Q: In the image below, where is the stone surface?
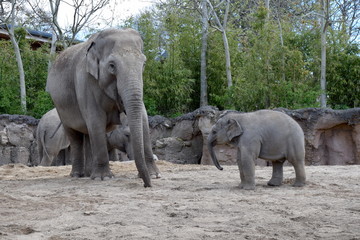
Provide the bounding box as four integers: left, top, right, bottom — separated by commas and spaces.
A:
275, 108, 360, 165
155, 137, 202, 164
0, 115, 38, 165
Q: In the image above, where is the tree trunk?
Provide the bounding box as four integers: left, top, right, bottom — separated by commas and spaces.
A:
222, 30, 232, 88
9, 32, 26, 113
320, 0, 328, 108
48, 27, 57, 72
320, 23, 327, 108
277, 14, 286, 82
8, 4, 26, 113
222, 0, 232, 88
200, 0, 208, 106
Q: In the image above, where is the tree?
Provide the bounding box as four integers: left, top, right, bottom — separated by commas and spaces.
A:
123, 5, 198, 116
327, 44, 360, 108
200, 0, 209, 106
319, 0, 330, 108
0, 0, 27, 113
331, 0, 360, 44
27, 0, 110, 49
48, 0, 60, 69
207, 0, 232, 88
0, 32, 52, 117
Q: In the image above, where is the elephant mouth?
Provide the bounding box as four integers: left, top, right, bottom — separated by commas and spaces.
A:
115, 93, 126, 114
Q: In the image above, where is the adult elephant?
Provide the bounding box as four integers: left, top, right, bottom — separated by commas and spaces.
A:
46, 28, 160, 187
36, 108, 70, 166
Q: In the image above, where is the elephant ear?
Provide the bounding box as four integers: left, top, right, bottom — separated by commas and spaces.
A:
86, 42, 99, 80
226, 119, 243, 141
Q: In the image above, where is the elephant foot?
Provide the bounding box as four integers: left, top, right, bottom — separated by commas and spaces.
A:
70, 171, 85, 178
151, 172, 161, 179
84, 170, 92, 178
137, 172, 161, 179
91, 165, 114, 180
240, 182, 255, 190
146, 161, 161, 179
293, 181, 306, 187
267, 177, 283, 186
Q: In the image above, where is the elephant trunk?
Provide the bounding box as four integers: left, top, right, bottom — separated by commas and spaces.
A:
208, 136, 223, 171
120, 79, 151, 187
125, 138, 134, 160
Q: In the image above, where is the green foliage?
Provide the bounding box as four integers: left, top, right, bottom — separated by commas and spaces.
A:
14, 27, 27, 48
0, 40, 53, 118
209, 6, 320, 112
327, 43, 360, 108
124, 5, 199, 117
0, 40, 22, 114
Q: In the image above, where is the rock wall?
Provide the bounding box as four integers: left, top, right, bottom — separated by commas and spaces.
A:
276, 108, 360, 165
149, 107, 360, 166
0, 114, 39, 166
1, 107, 359, 166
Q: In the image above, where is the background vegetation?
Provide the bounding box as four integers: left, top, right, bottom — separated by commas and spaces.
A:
0, 0, 359, 118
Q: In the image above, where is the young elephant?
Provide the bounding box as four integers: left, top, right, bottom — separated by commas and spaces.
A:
207, 110, 306, 190
36, 108, 70, 166
107, 123, 134, 161
106, 113, 134, 159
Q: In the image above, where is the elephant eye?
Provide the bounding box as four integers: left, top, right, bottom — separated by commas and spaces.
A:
142, 63, 146, 72
108, 62, 116, 74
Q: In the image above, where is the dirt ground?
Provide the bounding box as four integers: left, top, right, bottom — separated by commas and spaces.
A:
0, 161, 359, 240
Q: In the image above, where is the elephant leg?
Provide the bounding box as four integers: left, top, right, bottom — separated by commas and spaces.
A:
84, 135, 93, 177
237, 147, 256, 190
88, 130, 113, 180
142, 111, 161, 178
65, 128, 85, 178
267, 160, 284, 186
289, 157, 306, 187
39, 148, 52, 166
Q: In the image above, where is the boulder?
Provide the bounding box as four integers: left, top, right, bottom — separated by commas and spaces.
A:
154, 136, 202, 164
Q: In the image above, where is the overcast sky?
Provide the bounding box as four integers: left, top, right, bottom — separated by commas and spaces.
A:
58, 0, 157, 28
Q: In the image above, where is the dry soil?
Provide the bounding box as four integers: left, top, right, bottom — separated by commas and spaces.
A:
0, 161, 359, 240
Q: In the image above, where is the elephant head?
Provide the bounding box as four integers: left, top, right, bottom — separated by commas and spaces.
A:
107, 114, 134, 160
85, 29, 152, 186
207, 115, 243, 170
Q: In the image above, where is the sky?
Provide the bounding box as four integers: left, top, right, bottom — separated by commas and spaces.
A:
58, 0, 157, 28
114, 0, 156, 20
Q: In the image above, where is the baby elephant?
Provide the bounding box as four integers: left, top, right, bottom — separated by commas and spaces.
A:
207, 110, 306, 190
36, 108, 70, 166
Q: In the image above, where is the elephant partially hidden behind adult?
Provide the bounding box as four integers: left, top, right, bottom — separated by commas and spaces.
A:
107, 113, 133, 161
46, 28, 160, 187
36, 108, 70, 166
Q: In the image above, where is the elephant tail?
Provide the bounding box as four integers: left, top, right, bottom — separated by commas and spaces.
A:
50, 122, 62, 139
41, 130, 52, 163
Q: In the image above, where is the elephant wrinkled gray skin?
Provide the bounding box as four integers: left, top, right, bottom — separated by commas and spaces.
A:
208, 110, 306, 190
36, 108, 70, 166
46, 28, 160, 187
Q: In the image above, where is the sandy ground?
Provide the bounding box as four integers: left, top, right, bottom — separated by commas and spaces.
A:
0, 161, 359, 240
